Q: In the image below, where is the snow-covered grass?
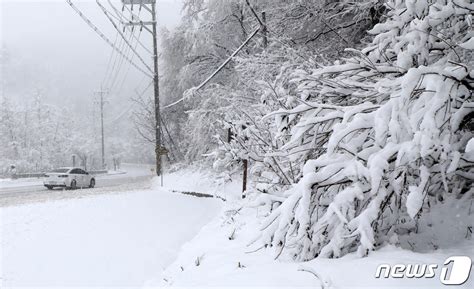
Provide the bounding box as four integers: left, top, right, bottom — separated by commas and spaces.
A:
158, 197, 474, 289
154, 171, 474, 289
0, 184, 221, 287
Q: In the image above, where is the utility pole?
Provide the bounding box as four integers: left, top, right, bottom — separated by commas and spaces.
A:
262, 11, 267, 49
151, 0, 162, 179
121, 0, 162, 183
95, 89, 108, 169
242, 159, 248, 198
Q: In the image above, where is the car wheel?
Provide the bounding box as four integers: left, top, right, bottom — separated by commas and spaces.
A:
70, 179, 77, 190
89, 178, 95, 188
45, 185, 53, 190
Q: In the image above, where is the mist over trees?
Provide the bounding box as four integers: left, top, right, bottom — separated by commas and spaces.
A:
0, 44, 155, 175
0, 95, 155, 174
0, 88, 154, 175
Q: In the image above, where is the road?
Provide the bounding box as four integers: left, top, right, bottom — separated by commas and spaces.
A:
1, 170, 222, 287
0, 164, 155, 207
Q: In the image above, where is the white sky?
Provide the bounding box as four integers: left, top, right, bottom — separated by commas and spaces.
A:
1, 0, 183, 111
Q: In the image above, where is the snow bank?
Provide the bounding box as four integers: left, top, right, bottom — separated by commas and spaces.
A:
157, 202, 319, 288
159, 199, 474, 288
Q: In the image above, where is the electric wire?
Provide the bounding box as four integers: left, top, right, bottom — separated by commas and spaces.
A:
107, 28, 134, 92
115, 28, 143, 95
96, 0, 153, 74
102, 30, 127, 91
113, 3, 147, 95
106, 0, 153, 54
101, 31, 120, 89
65, 0, 152, 78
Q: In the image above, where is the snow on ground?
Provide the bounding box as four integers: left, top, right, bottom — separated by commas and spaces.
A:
156, 203, 319, 288
159, 166, 242, 201
157, 196, 474, 288
99, 163, 155, 179
0, 177, 44, 189
1, 167, 472, 288
0, 173, 222, 288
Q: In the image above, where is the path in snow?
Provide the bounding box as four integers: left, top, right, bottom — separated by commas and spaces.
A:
0, 188, 222, 287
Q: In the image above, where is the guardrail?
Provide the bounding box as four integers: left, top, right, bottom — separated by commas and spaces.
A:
4, 170, 109, 179
13, 173, 46, 179
90, 170, 108, 175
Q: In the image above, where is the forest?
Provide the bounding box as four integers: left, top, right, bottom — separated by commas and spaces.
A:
1, 0, 473, 261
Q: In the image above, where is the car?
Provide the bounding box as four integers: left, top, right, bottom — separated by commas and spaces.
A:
43, 167, 95, 190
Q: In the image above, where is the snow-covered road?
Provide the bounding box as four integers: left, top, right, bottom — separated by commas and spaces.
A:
0, 183, 222, 287
0, 164, 155, 207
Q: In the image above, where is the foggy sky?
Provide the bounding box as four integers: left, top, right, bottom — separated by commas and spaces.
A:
1, 0, 183, 113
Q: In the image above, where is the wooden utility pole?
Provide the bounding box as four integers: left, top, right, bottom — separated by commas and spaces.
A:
100, 92, 106, 169
242, 159, 248, 198
121, 0, 163, 183
151, 0, 162, 179
226, 127, 247, 197
94, 89, 108, 169
262, 12, 267, 48
227, 128, 233, 143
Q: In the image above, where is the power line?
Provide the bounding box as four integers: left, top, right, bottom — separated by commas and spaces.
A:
65, 0, 153, 78
107, 28, 133, 91
101, 31, 119, 89
98, 5, 144, 93
105, 105, 132, 125
115, 28, 143, 94
110, 3, 150, 87
96, 0, 153, 75
164, 27, 261, 109
106, 80, 153, 126
100, 27, 128, 90
106, 1, 146, 95
104, 12, 138, 93
106, 0, 153, 54
107, 0, 126, 21
100, 0, 130, 91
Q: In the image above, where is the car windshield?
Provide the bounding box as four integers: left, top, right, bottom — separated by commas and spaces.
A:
51, 168, 69, 173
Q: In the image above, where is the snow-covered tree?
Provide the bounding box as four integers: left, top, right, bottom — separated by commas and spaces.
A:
0, 95, 101, 174
256, 0, 474, 260
158, 0, 383, 164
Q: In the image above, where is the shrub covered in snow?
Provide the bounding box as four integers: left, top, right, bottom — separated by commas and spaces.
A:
256, 0, 474, 260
